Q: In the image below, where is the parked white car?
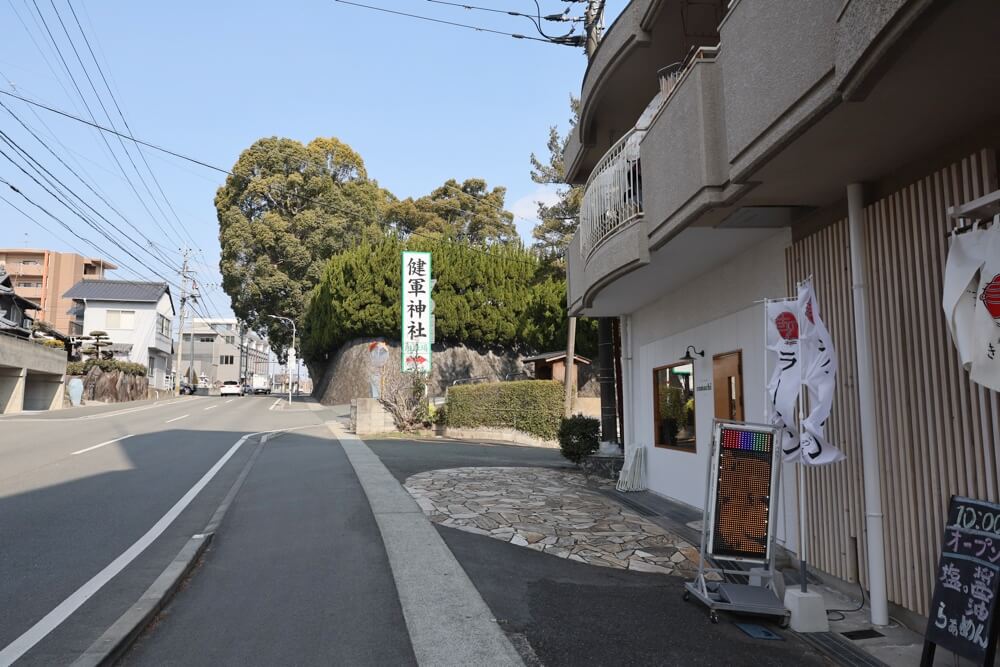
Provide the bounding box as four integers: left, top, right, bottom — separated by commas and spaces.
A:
219, 380, 243, 397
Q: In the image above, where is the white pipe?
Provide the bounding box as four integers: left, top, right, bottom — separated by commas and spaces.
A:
621, 315, 632, 447
847, 182, 889, 627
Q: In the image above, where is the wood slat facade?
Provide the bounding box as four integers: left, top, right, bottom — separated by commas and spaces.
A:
786, 149, 1000, 616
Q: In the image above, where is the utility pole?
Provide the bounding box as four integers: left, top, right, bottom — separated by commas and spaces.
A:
584, 0, 605, 58
173, 249, 192, 395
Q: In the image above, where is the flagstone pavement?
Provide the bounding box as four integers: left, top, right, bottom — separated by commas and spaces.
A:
404, 466, 703, 576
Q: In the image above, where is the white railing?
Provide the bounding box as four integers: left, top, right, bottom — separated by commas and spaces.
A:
580, 129, 643, 256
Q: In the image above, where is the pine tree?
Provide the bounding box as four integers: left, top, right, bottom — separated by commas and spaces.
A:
529, 98, 582, 269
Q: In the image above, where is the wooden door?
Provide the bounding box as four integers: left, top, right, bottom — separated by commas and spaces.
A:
713, 351, 744, 421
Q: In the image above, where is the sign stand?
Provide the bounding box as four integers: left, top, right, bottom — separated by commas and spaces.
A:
920, 495, 1000, 666
683, 420, 789, 626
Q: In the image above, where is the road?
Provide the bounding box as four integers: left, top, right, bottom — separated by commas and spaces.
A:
0, 395, 323, 665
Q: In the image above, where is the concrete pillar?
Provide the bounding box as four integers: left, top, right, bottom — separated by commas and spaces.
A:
0, 367, 26, 414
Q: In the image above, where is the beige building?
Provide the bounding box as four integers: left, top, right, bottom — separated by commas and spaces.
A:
565, 0, 999, 631
0, 249, 116, 335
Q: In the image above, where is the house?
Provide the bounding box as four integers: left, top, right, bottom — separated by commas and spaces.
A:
0, 273, 66, 413
0, 272, 39, 338
64, 280, 174, 390
179, 318, 270, 386
0, 249, 115, 335
564, 0, 1000, 629
522, 351, 591, 388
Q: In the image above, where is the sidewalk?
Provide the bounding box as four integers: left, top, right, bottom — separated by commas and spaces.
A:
365, 436, 832, 666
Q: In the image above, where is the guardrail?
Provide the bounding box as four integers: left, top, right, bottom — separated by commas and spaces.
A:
580, 128, 643, 256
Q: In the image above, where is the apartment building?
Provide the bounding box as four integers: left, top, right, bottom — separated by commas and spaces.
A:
181, 318, 270, 387
565, 0, 999, 628
0, 249, 116, 335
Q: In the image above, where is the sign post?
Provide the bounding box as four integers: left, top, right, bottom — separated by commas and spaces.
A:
401, 251, 432, 374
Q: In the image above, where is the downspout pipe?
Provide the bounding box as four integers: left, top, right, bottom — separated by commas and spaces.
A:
847, 182, 889, 627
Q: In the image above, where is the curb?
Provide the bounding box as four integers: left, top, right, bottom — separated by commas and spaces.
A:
70, 432, 270, 667
69, 533, 214, 667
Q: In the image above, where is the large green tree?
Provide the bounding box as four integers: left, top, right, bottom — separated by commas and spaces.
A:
384, 178, 518, 246
216, 136, 388, 355
529, 98, 582, 268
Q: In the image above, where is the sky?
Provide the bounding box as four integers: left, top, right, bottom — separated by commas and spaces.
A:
0, 0, 626, 321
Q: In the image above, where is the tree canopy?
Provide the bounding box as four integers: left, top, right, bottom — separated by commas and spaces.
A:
215, 136, 388, 356
384, 178, 518, 246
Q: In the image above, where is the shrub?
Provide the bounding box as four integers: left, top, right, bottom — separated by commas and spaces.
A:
380, 371, 430, 430
38, 339, 66, 349
558, 415, 600, 465
66, 358, 148, 377
445, 380, 562, 440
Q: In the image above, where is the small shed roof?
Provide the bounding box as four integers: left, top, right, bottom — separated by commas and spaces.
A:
522, 351, 592, 365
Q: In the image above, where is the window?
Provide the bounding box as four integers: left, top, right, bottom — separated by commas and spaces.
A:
220, 355, 234, 365
16, 281, 41, 288
713, 351, 744, 421
157, 313, 171, 337
105, 309, 135, 329
653, 361, 696, 450
225, 336, 235, 345
199, 336, 214, 343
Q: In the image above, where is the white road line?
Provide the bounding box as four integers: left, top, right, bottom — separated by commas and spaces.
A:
225, 399, 235, 404
268, 398, 282, 411
0, 433, 254, 665
71, 435, 135, 456
203, 405, 218, 411
165, 414, 189, 424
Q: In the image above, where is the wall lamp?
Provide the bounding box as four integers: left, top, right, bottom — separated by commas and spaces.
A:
680, 345, 705, 363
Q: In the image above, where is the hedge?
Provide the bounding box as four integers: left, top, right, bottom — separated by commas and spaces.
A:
445, 380, 563, 440
67, 358, 148, 377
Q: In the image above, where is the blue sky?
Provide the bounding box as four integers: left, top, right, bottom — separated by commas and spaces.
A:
0, 0, 625, 318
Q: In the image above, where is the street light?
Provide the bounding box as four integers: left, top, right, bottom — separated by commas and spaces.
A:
268, 315, 297, 404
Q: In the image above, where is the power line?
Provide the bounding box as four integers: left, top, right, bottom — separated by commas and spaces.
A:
0, 98, 178, 267
0, 88, 543, 266
45, 0, 187, 249
64, 0, 201, 252
332, 0, 564, 44
0, 143, 180, 275
27, 0, 181, 248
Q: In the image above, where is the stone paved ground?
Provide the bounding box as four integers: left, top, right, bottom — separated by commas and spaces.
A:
405, 466, 702, 576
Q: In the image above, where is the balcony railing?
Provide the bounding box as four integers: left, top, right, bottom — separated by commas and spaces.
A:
580, 129, 643, 256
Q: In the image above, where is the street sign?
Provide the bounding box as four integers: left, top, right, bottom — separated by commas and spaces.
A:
401, 251, 432, 373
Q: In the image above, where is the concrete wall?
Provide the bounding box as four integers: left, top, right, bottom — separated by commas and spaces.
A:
624, 230, 798, 550
23, 371, 63, 410
718, 0, 838, 179
0, 335, 66, 413
642, 57, 731, 243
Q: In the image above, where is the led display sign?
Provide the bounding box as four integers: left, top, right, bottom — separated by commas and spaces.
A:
707, 422, 779, 563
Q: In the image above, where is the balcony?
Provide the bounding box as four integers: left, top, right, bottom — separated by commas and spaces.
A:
580, 130, 644, 257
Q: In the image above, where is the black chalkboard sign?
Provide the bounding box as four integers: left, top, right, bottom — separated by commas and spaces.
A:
921, 496, 1000, 666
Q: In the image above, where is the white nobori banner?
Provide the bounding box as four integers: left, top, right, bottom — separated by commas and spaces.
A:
765, 280, 845, 465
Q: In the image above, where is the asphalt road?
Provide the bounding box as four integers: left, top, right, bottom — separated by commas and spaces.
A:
0, 394, 322, 665
124, 429, 416, 666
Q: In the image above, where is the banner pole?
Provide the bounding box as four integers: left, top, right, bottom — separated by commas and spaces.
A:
796, 281, 808, 594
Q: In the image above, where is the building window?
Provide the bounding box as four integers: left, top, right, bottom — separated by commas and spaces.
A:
713, 351, 744, 421
653, 361, 696, 450
225, 336, 235, 345
199, 336, 214, 343
157, 313, 171, 337
16, 281, 41, 288
105, 309, 135, 329
220, 355, 234, 365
